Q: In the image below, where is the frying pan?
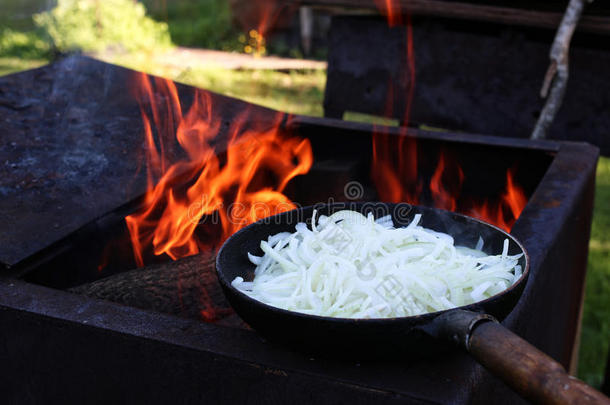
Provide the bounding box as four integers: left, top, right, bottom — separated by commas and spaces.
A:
216, 202, 609, 404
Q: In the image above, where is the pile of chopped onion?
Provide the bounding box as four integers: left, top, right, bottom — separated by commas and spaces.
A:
231, 209, 523, 319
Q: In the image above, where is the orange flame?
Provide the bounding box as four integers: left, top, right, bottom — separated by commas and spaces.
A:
374, 0, 405, 27
126, 73, 312, 267
371, 0, 419, 203
126, 0, 527, 271
370, 0, 527, 232
466, 168, 528, 232
429, 150, 464, 212
503, 167, 528, 220
249, 0, 285, 55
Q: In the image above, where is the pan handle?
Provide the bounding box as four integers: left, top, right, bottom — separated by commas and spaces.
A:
436, 310, 610, 405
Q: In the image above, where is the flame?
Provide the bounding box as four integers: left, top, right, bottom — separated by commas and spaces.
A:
124, 0, 527, 269
466, 168, 528, 232
371, 0, 419, 203
428, 151, 527, 231
374, 0, 405, 26
245, 0, 285, 56
503, 167, 528, 220
126, 73, 312, 268
429, 150, 464, 212
370, 0, 527, 232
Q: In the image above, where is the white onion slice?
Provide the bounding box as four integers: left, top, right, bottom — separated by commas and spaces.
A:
232, 210, 523, 319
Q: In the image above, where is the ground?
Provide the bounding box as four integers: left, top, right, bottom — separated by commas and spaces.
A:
0, 57, 46, 77
96, 50, 327, 117
580, 157, 610, 387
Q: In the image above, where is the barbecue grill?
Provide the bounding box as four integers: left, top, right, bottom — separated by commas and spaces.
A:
0, 55, 599, 404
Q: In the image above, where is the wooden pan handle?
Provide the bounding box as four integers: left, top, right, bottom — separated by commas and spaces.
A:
468, 321, 610, 405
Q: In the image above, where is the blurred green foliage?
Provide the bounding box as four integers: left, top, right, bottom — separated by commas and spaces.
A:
0, 0, 171, 60
0, 0, 52, 60
0, 57, 46, 77
579, 156, 610, 388
103, 51, 325, 117
0, 28, 50, 59
177, 67, 325, 117
142, 0, 241, 51
0, 0, 51, 32
33, 0, 171, 53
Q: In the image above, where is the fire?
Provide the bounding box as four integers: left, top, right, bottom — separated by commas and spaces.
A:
370, 0, 527, 232
503, 167, 528, 219
125, 0, 527, 271
126, 73, 312, 267
374, 0, 406, 27
466, 168, 528, 232
245, 0, 284, 56
371, 0, 419, 204
429, 150, 464, 212
427, 150, 527, 231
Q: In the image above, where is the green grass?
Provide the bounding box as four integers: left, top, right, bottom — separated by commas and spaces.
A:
0, 56, 47, 77
0, 0, 53, 32
0, 55, 608, 388
177, 67, 326, 117
100, 52, 326, 117
141, 0, 241, 51
579, 156, 610, 387
343, 111, 399, 126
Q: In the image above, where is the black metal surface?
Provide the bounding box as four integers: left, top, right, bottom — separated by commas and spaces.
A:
0, 56, 145, 268
0, 132, 597, 405
0, 56, 284, 269
324, 16, 411, 122
215, 202, 528, 357
0, 58, 598, 404
0, 278, 471, 405
324, 15, 610, 155
290, 115, 599, 373
430, 309, 498, 351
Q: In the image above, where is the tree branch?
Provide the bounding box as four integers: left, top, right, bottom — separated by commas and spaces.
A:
531, 0, 591, 140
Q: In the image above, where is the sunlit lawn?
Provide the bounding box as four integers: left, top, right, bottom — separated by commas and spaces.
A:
97, 51, 326, 117
0, 57, 46, 77
580, 156, 610, 387
0, 55, 608, 388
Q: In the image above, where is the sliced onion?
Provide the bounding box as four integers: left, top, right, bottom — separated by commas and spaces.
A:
233, 210, 523, 319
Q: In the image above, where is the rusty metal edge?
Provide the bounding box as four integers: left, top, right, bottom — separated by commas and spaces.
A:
0, 277, 440, 404
0, 125, 598, 403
